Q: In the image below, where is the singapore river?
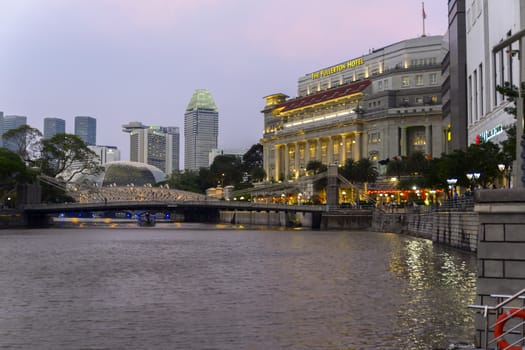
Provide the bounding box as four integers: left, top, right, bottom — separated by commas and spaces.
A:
0, 223, 477, 350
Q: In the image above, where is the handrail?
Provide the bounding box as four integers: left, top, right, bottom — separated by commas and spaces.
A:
468, 288, 525, 349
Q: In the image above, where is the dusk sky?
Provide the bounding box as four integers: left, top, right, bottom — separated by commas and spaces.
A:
1, 0, 448, 167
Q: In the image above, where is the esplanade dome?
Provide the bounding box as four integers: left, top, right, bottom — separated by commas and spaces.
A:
75, 161, 166, 187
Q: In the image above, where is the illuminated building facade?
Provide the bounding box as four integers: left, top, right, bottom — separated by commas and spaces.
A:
122, 122, 180, 174
261, 35, 447, 182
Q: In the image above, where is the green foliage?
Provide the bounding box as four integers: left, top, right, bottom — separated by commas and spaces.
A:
339, 158, 378, 183
39, 133, 101, 182
496, 82, 519, 116
210, 155, 243, 186
306, 160, 327, 175
164, 170, 203, 193
242, 144, 265, 182
2, 125, 42, 162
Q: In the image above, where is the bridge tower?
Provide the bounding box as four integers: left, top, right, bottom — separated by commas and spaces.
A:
326, 164, 339, 207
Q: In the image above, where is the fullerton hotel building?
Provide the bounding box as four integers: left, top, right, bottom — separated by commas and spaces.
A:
261, 35, 447, 182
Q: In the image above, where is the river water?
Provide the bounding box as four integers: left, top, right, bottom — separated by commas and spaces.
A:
0, 223, 477, 350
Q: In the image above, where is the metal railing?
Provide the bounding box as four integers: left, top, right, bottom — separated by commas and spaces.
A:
469, 288, 525, 349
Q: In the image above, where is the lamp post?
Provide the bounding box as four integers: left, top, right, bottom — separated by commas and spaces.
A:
447, 178, 458, 200
498, 164, 511, 188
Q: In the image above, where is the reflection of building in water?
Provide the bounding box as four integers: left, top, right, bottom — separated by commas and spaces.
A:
261, 35, 446, 182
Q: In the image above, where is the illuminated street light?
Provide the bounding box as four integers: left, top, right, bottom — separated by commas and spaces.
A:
447, 178, 458, 199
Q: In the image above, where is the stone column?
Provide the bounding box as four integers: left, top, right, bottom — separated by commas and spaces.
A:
328, 137, 334, 165
304, 141, 310, 167
425, 125, 432, 157
400, 127, 408, 157
474, 189, 525, 346
284, 144, 290, 180
341, 134, 347, 165
294, 142, 299, 178
274, 145, 280, 181
316, 138, 321, 161
263, 144, 270, 181
352, 133, 361, 160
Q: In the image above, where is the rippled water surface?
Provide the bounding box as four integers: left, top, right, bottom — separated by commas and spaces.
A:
0, 224, 477, 349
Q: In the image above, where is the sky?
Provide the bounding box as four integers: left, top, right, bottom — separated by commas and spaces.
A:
1, 0, 449, 168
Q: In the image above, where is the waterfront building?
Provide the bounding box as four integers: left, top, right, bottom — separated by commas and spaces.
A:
74, 116, 96, 146
184, 89, 218, 171
261, 35, 447, 182
0, 114, 27, 150
465, 0, 523, 146
88, 145, 121, 165
43, 117, 66, 139
122, 122, 180, 174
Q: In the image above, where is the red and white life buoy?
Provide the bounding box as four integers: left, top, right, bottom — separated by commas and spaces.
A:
494, 308, 525, 350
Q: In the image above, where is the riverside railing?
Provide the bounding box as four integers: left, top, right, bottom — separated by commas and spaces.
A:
469, 288, 525, 350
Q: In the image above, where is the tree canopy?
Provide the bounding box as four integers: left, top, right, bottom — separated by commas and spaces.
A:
38, 133, 101, 182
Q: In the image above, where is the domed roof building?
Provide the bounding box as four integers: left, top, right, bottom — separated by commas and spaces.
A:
75, 161, 166, 187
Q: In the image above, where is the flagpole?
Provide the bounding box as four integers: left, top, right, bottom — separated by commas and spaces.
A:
422, 2, 426, 37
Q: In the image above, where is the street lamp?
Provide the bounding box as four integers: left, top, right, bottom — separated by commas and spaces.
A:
498, 164, 511, 188
447, 178, 458, 199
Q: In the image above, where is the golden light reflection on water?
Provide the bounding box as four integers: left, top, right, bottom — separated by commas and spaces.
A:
386, 235, 477, 348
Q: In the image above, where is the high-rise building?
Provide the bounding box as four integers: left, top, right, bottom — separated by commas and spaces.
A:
122, 122, 180, 174
74, 116, 96, 145
88, 145, 121, 165
43, 117, 66, 139
1, 114, 27, 151
184, 89, 219, 171
443, 0, 468, 153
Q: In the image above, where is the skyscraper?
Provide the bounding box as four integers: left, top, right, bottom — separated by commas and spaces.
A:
184, 89, 218, 171
122, 122, 180, 174
43, 117, 66, 139
1, 114, 27, 151
74, 116, 96, 145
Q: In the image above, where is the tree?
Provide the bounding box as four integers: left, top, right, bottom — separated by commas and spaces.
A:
210, 155, 243, 187
306, 160, 327, 175
164, 170, 203, 193
339, 158, 357, 182
0, 148, 36, 206
242, 144, 265, 182
354, 158, 378, 183
39, 133, 101, 182
2, 125, 42, 162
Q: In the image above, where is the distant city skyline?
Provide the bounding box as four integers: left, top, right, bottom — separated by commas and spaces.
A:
1, 0, 448, 166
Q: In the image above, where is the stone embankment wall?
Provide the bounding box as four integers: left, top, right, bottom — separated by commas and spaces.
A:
372, 207, 479, 252
220, 211, 313, 227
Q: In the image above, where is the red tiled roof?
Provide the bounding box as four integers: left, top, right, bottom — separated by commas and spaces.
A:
275, 79, 370, 114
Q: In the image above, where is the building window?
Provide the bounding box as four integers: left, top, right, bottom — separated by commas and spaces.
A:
479, 63, 484, 116
416, 75, 424, 86
378, 81, 383, 90
429, 73, 437, 85
384, 79, 389, 89
402, 76, 410, 87
368, 132, 381, 144
415, 97, 424, 104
